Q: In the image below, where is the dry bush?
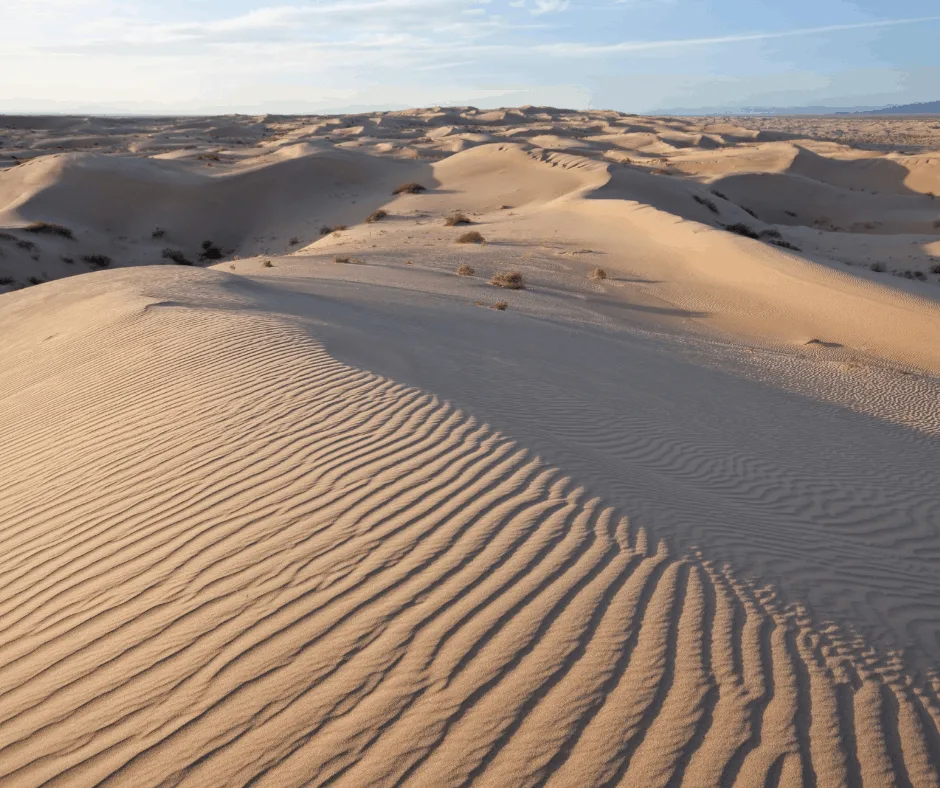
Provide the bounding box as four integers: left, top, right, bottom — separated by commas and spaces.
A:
366, 209, 388, 223
198, 152, 221, 161
16, 239, 36, 251
320, 226, 332, 235
490, 270, 524, 289
693, 195, 718, 214
61, 256, 74, 264
930, 263, 940, 274
83, 254, 112, 268
711, 189, 729, 201
162, 248, 193, 265
742, 206, 759, 219
334, 255, 350, 264
289, 237, 300, 246
152, 227, 166, 239
871, 262, 886, 273
27, 276, 43, 285
723, 223, 760, 239
589, 267, 607, 280
25, 222, 73, 239
445, 213, 471, 226
492, 301, 508, 310
262, 260, 273, 268
457, 230, 485, 244
0, 276, 14, 285
392, 182, 426, 195
0, 232, 15, 242
405, 259, 413, 265
200, 240, 223, 261
769, 239, 801, 251
456, 264, 475, 276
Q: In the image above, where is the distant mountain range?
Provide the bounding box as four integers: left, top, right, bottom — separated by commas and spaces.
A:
660, 100, 940, 116
853, 100, 940, 115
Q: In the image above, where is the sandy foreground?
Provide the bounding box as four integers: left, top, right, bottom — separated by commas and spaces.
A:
1, 107, 939, 786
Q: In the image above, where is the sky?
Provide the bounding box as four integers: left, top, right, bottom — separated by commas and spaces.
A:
1, 0, 939, 114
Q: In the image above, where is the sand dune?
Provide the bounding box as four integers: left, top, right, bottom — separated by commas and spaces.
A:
1, 108, 939, 786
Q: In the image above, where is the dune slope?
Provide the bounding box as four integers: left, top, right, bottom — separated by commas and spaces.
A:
1, 266, 939, 786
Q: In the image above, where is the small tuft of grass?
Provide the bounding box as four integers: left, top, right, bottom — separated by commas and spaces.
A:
589, 267, 607, 280
320, 226, 332, 235
445, 213, 472, 226
25, 222, 73, 239
405, 259, 413, 265
693, 195, 719, 214
759, 228, 782, 240
61, 256, 74, 264
152, 227, 166, 239
711, 189, 729, 201
83, 254, 112, 267
0, 276, 14, 286
334, 255, 351, 264
490, 270, 524, 289
366, 209, 388, 223
162, 248, 193, 266
769, 239, 801, 251
262, 260, 273, 268
742, 206, 759, 219
492, 301, 508, 311
457, 230, 485, 244
723, 222, 760, 240
392, 182, 426, 195
16, 239, 36, 251
930, 263, 940, 274
199, 240, 223, 261
871, 262, 886, 273
27, 276, 43, 285
289, 236, 300, 246
198, 152, 221, 161
456, 264, 475, 276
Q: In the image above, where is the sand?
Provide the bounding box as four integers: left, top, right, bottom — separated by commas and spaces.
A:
0, 107, 939, 786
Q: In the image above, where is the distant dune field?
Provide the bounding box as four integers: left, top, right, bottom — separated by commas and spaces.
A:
1, 108, 939, 786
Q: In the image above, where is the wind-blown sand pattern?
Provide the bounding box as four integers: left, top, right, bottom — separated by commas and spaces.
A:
1, 108, 940, 786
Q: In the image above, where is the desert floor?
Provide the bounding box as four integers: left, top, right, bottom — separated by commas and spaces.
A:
1, 108, 939, 786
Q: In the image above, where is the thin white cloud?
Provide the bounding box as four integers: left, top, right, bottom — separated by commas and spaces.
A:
536, 15, 940, 55
532, 0, 570, 13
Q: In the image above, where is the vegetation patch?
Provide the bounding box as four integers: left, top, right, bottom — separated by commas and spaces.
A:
589, 267, 607, 280
366, 209, 388, 223
83, 254, 112, 268
693, 195, 719, 214
392, 182, 426, 195
25, 222, 73, 239
722, 223, 760, 240
457, 231, 485, 244
490, 270, 524, 289
445, 213, 472, 226
492, 301, 508, 310
456, 264, 475, 276
199, 240, 223, 261
162, 248, 193, 266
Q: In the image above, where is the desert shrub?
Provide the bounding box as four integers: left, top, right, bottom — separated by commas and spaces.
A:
61, 256, 74, 264
711, 189, 729, 201
490, 270, 524, 289
334, 255, 351, 264
693, 195, 718, 214
759, 228, 782, 239
25, 222, 73, 239
405, 259, 413, 265
930, 264, 940, 274
445, 213, 472, 226
16, 239, 36, 251
152, 227, 166, 239
392, 182, 426, 195
871, 262, 885, 273
589, 267, 607, 280
162, 248, 193, 265
785, 210, 797, 217
742, 206, 759, 219
0, 232, 15, 242
366, 209, 388, 223
262, 260, 273, 268
83, 254, 111, 267
27, 276, 43, 285
492, 301, 508, 310
334, 224, 348, 231
289, 237, 300, 246
320, 226, 332, 235
723, 223, 760, 239
769, 239, 801, 251
456, 264, 475, 276
200, 240, 223, 261
457, 230, 485, 244
198, 152, 221, 161
0, 276, 14, 285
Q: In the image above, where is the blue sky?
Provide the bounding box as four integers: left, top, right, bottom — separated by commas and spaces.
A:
2, 0, 939, 113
